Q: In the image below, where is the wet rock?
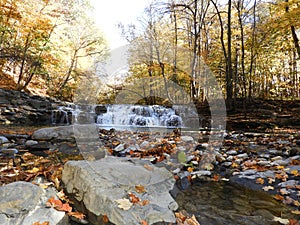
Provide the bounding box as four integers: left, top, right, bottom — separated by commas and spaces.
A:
25, 140, 39, 146
32, 125, 75, 141
0, 136, 9, 145
278, 180, 298, 188
0, 181, 67, 225
180, 136, 194, 143
62, 157, 178, 225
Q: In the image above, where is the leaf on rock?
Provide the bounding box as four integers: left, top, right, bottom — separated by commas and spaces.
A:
68, 211, 86, 220
184, 215, 201, 225
178, 151, 187, 163
272, 216, 289, 225
262, 186, 274, 191
291, 210, 300, 215
128, 192, 140, 203
290, 170, 299, 176
140, 219, 148, 225
256, 178, 264, 184
273, 194, 284, 201
143, 164, 154, 171
31, 222, 50, 225
135, 185, 146, 193
115, 198, 133, 210
46, 196, 72, 212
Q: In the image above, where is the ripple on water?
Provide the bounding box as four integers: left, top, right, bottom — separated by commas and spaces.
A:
175, 181, 300, 225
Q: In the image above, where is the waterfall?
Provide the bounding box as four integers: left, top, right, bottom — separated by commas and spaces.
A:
52, 104, 186, 128
96, 105, 183, 128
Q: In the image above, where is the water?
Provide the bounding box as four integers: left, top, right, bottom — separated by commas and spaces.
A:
176, 181, 299, 225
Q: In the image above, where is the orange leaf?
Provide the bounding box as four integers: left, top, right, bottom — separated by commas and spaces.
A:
256, 178, 264, 184
288, 219, 300, 225
32, 222, 50, 225
128, 192, 140, 203
68, 211, 85, 220
140, 220, 148, 225
103, 214, 109, 223
135, 185, 146, 193
46, 196, 63, 208
273, 194, 284, 201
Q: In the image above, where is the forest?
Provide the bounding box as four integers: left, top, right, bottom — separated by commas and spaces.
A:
0, 0, 300, 107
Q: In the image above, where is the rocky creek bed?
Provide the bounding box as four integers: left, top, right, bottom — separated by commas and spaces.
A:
0, 125, 300, 224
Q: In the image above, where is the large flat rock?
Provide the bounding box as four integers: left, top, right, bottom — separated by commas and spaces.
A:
0, 181, 67, 225
62, 157, 178, 225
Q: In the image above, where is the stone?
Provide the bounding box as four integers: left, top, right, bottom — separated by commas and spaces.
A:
180, 136, 194, 143
25, 140, 39, 146
0, 136, 9, 145
62, 157, 178, 225
227, 150, 237, 155
32, 125, 75, 141
0, 181, 67, 225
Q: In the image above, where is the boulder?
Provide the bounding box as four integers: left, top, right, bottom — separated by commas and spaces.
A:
62, 157, 178, 225
0, 181, 67, 225
32, 126, 75, 141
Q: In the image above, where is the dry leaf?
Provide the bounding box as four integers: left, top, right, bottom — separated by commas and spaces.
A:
288, 219, 299, 225
273, 216, 289, 225
115, 198, 133, 210
262, 186, 274, 191
184, 215, 201, 225
128, 192, 140, 203
280, 188, 290, 195
140, 219, 148, 225
290, 170, 299, 176
31, 222, 50, 225
139, 199, 150, 206
135, 185, 146, 193
68, 211, 86, 220
274, 194, 284, 201
143, 164, 154, 171
291, 210, 300, 215
103, 214, 109, 223
256, 178, 264, 184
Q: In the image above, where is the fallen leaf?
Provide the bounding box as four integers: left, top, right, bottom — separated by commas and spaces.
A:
288, 219, 299, 225
143, 164, 154, 171
135, 185, 146, 193
273, 216, 289, 224
68, 211, 86, 220
273, 194, 284, 201
115, 198, 133, 210
256, 178, 264, 184
103, 214, 109, 223
290, 170, 299, 176
140, 219, 148, 225
128, 192, 140, 203
291, 210, 300, 215
262, 186, 274, 191
31, 222, 50, 225
46, 196, 72, 212
26, 167, 39, 173
184, 214, 201, 225
280, 188, 290, 195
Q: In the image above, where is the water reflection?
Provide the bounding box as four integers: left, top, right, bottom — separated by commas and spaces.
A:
176, 181, 300, 225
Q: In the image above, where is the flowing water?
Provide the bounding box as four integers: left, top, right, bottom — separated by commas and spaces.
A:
176, 181, 299, 225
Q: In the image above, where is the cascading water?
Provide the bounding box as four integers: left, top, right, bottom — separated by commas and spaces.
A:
96, 105, 183, 128
52, 104, 185, 128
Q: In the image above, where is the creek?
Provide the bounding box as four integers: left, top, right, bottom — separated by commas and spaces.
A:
176, 181, 299, 225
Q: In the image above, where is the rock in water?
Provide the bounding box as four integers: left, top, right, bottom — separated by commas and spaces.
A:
0, 181, 67, 225
62, 157, 178, 225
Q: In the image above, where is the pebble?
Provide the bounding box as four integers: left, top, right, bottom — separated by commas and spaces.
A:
25, 140, 39, 146
114, 143, 125, 152
0, 136, 9, 144
227, 150, 237, 155
0, 148, 18, 155
192, 170, 212, 176
271, 156, 282, 162
236, 153, 248, 159
180, 136, 194, 143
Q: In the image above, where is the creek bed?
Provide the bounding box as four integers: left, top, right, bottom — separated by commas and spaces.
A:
176, 180, 300, 225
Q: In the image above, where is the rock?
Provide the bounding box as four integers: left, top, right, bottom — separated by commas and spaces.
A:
0, 148, 18, 155
180, 136, 194, 143
271, 156, 282, 162
62, 157, 178, 225
0, 181, 67, 225
192, 170, 212, 177
32, 125, 75, 141
0, 136, 9, 145
236, 153, 248, 159
227, 150, 237, 155
25, 140, 39, 146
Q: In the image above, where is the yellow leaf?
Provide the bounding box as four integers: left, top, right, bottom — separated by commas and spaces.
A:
135, 185, 146, 193
256, 178, 264, 184
27, 167, 39, 173
290, 170, 299, 176
291, 210, 300, 215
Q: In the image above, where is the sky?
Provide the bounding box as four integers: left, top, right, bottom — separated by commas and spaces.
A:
90, 0, 149, 49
